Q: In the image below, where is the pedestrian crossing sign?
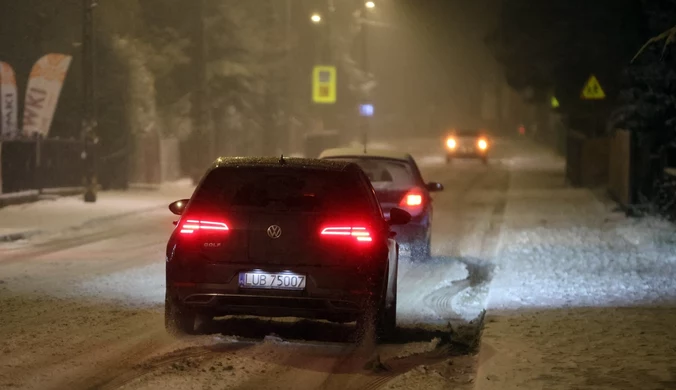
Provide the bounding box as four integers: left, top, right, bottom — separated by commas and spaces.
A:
581, 75, 606, 100
312, 66, 337, 104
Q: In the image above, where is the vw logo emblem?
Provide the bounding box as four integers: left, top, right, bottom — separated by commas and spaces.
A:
267, 225, 282, 239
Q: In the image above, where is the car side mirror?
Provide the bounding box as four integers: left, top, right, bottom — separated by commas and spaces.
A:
388, 207, 411, 226
169, 199, 189, 216
426, 182, 444, 192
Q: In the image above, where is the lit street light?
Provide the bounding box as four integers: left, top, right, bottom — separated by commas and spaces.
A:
311, 13, 322, 23
365, 1, 375, 9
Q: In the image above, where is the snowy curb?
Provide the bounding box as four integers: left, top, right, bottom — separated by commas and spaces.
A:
0, 204, 166, 243
0, 187, 92, 208
128, 182, 162, 191
0, 190, 40, 208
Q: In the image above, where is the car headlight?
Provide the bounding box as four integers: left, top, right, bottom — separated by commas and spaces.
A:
478, 139, 488, 150
446, 138, 457, 149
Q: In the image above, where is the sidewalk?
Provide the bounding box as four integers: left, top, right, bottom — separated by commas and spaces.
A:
474, 146, 676, 389
0, 179, 194, 242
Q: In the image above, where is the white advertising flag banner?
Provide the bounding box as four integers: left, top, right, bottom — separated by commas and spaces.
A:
0, 61, 19, 137
22, 53, 72, 137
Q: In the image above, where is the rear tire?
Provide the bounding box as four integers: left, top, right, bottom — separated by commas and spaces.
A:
165, 291, 196, 336
357, 270, 398, 343
376, 279, 397, 341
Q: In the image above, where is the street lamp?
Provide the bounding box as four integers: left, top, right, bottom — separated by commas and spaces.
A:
365, 1, 375, 9
310, 13, 322, 23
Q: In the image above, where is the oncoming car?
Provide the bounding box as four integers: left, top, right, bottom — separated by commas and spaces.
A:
165, 157, 411, 339
319, 148, 444, 260
444, 129, 491, 164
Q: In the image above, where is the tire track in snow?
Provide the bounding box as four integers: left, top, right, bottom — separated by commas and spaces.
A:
92, 343, 255, 390
422, 167, 508, 321
422, 260, 494, 320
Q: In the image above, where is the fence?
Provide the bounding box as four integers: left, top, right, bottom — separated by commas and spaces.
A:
565, 130, 610, 188
0, 136, 96, 194
608, 129, 634, 207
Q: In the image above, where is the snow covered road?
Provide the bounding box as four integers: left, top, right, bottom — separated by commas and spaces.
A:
2, 137, 674, 389
0, 138, 498, 389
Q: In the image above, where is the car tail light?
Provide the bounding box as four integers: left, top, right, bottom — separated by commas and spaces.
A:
399, 188, 424, 215
179, 219, 229, 234
400, 188, 424, 207
320, 226, 373, 243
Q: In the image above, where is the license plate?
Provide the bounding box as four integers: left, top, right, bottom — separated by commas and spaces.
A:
238, 272, 306, 290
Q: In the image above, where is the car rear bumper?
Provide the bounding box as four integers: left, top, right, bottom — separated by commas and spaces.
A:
166, 262, 384, 322
168, 286, 367, 322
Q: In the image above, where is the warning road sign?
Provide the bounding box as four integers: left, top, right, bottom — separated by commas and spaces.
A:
312, 66, 336, 104
581, 75, 606, 100
551, 96, 560, 108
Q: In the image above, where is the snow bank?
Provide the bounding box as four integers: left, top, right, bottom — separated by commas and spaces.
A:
0, 179, 194, 240
486, 142, 676, 311
487, 221, 676, 310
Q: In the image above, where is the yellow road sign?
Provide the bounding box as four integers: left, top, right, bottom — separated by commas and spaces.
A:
551, 96, 560, 108
581, 74, 606, 100
312, 66, 336, 104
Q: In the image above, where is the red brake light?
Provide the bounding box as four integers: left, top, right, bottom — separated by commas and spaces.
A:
404, 194, 422, 206
180, 219, 229, 234
321, 226, 373, 243
400, 188, 424, 208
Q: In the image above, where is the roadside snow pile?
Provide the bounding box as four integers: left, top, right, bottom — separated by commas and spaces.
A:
397, 256, 469, 324
0, 179, 194, 240
487, 217, 676, 311
615, 217, 676, 251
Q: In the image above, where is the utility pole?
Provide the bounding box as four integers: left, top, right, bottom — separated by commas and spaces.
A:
193, 0, 214, 168
284, 0, 292, 154
82, 0, 98, 203
360, 5, 370, 149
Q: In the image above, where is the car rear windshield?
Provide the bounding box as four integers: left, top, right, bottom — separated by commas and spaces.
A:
191, 166, 372, 213
327, 158, 416, 190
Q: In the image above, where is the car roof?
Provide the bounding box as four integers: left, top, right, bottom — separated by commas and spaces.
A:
211, 156, 353, 172
318, 147, 411, 162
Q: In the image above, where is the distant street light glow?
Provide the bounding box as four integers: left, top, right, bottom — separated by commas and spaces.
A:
365, 1, 375, 8
311, 13, 322, 23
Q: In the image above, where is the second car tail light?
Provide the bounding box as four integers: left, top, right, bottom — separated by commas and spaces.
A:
320, 226, 373, 243
400, 188, 424, 207
399, 188, 425, 215
179, 219, 229, 234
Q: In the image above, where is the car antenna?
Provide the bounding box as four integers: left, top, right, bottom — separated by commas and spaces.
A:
279, 154, 286, 164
